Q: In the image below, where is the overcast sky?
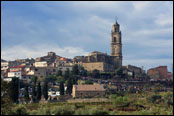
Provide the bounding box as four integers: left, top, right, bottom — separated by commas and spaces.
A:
1, 1, 173, 72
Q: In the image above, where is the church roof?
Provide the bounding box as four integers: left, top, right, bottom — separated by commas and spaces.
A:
88, 51, 106, 56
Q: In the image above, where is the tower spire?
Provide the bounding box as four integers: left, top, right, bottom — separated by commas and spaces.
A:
115, 16, 118, 24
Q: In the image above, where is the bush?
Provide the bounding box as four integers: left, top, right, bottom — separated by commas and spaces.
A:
74, 109, 89, 115
10, 104, 29, 115
88, 107, 109, 115
162, 92, 173, 106
114, 96, 130, 107
29, 110, 38, 115
36, 107, 52, 115
51, 105, 75, 115
147, 94, 162, 104
109, 94, 117, 99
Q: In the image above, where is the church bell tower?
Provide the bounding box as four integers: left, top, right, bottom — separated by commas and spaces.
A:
111, 20, 122, 67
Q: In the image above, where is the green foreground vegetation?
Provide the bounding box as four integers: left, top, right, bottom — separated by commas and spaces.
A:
1, 91, 173, 115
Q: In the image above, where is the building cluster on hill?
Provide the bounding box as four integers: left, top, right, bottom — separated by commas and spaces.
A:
1, 21, 173, 100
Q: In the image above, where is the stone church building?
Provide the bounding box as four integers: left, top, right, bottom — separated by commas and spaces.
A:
73, 21, 122, 72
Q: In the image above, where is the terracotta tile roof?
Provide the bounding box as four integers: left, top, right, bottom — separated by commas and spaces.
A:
74, 84, 105, 91
11, 65, 25, 68
60, 57, 67, 61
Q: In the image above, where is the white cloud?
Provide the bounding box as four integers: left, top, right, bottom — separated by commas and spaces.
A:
1, 44, 89, 61
132, 1, 151, 11
155, 14, 173, 26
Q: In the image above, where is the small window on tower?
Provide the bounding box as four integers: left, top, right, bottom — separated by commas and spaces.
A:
114, 37, 116, 42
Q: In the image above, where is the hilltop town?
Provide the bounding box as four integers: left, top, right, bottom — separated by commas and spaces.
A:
1, 21, 173, 115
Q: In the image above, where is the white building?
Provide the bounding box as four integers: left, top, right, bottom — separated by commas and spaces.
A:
8, 71, 22, 79
58, 66, 73, 73
1, 61, 21, 71
3, 77, 12, 82
34, 61, 48, 67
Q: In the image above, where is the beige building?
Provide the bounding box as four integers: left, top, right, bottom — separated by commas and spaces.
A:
58, 66, 73, 73
7, 71, 22, 79
82, 62, 114, 72
123, 65, 145, 75
34, 61, 48, 67
72, 84, 105, 98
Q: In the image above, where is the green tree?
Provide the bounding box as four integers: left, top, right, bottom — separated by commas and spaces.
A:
31, 76, 38, 85
44, 75, 57, 83
9, 77, 19, 103
24, 85, 29, 103
32, 85, 37, 102
64, 68, 70, 81
92, 69, 100, 78
66, 78, 73, 95
36, 82, 42, 101
57, 70, 62, 77
132, 71, 135, 78
43, 81, 48, 100
72, 75, 79, 84
72, 64, 79, 75
79, 66, 87, 77
1, 79, 13, 115
115, 67, 123, 77
60, 82, 64, 95
84, 80, 93, 85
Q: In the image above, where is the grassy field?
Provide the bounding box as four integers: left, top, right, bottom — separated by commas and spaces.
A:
3, 91, 173, 115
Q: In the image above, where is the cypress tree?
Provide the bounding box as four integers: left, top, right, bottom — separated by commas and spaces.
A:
72, 64, 79, 75
60, 82, 64, 95
66, 78, 73, 95
9, 77, 19, 103
43, 81, 48, 100
24, 85, 29, 103
132, 71, 135, 79
57, 70, 62, 77
32, 85, 36, 102
64, 68, 70, 81
36, 82, 42, 101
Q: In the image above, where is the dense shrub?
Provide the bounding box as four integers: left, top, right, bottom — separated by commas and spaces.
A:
74, 109, 89, 115
114, 96, 130, 107
162, 92, 173, 106
109, 94, 117, 99
147, 94, 162, 104
36, 107, 52, 115
10, 104, 29, 115
88, 107, 109, 115
51, 105, 75, 115
28, 110, 38, 115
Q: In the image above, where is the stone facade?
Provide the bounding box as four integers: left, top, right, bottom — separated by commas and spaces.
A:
82, 62, 114, 72
123, 65, 145, 75
72, 84, 105, 98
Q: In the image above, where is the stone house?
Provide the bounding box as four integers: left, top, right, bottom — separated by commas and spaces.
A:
72, 84, 105, 98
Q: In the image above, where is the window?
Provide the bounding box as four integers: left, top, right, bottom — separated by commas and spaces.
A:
114, 37, 116, 42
